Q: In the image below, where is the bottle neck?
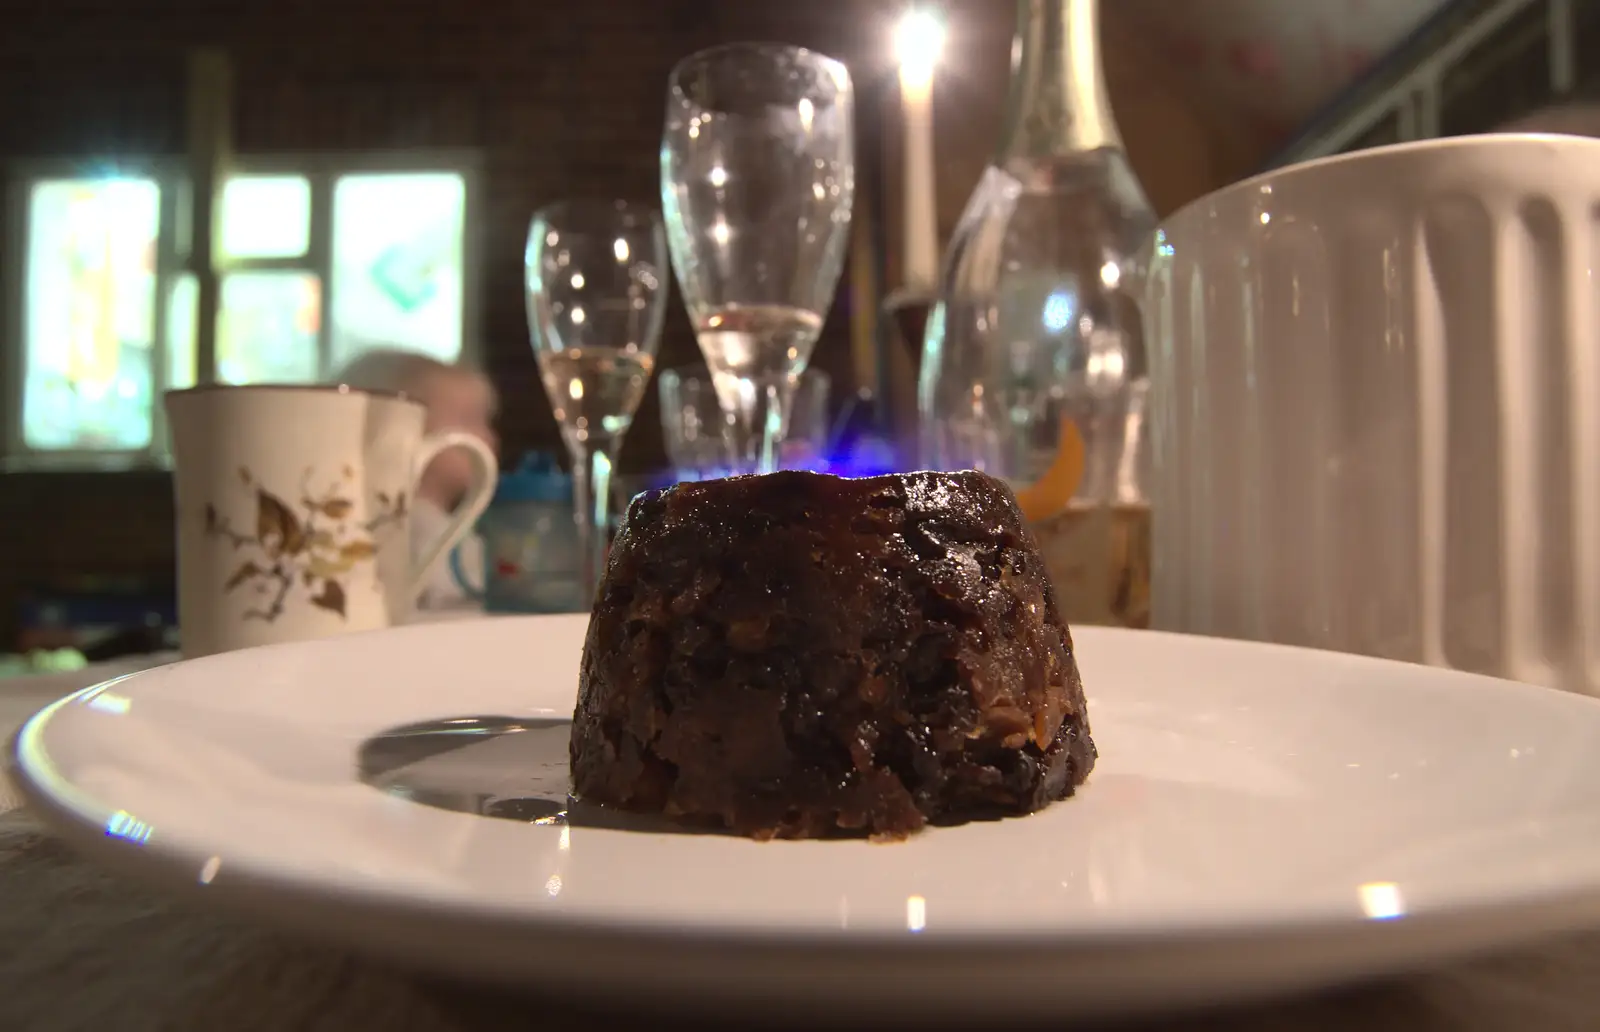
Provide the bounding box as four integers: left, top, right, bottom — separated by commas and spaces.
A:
999, 0, 1122, 160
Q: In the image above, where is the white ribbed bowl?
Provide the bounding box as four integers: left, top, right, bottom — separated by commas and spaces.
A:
1145, 134, 1600, 694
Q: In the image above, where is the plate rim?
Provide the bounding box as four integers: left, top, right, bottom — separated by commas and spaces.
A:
13, 620, 1600, 1019
10, 620, 1600, 949
14, 699, 1600, 1021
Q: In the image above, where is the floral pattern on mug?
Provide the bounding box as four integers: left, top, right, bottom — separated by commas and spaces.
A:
204, 464, 406, 623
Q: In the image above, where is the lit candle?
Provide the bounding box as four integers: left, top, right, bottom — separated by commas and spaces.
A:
896, 10, 944, 292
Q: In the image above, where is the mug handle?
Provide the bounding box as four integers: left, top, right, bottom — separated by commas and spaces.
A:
449, 544, 486, 601
407, 432, 498, 603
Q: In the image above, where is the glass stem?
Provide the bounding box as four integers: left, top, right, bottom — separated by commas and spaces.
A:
570, 441, 615, 608
753, 375, 796, 475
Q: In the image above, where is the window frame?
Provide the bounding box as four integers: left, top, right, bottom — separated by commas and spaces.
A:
2, 149, 484, 472
3, 156, 185, 470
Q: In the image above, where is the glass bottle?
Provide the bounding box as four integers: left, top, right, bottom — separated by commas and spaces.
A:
917, 0, 1154, 627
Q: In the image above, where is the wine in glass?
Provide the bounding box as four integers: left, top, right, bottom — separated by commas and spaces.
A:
661, 42, 855, 474
525, 200, 668, 605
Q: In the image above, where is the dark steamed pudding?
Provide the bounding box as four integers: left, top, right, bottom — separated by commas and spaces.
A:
568, 469, 1097, 840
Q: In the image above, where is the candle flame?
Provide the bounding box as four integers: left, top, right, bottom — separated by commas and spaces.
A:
895, 9, 945, 84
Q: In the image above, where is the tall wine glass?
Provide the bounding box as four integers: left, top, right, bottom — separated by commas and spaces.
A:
661, 43, 855, 474
526, 199, 668, 605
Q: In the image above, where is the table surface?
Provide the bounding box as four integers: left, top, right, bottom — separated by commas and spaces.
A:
4, 661, 1600, 1031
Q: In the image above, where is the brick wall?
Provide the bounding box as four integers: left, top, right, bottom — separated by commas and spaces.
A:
0, 0, 1259, 647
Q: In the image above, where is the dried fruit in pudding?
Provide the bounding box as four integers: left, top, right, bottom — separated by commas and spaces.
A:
569, 469, 1096, 840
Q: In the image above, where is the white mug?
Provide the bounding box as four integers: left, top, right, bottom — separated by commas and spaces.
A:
166, 385, 497, 658
1145, 134, 1600, 694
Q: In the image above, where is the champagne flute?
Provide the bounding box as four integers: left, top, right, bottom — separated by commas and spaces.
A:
525, 200, 668, 605
661, 43, 855, 474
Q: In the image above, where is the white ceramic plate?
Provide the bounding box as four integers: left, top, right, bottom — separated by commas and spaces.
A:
11, 616, 1600, 1023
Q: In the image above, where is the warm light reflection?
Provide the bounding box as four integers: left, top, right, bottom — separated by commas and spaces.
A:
1359, 881, 1406, 920
905, 894, 927, 932
199, 855, 222, 884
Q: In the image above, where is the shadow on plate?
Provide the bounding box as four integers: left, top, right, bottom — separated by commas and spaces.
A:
354, 714, 736, 836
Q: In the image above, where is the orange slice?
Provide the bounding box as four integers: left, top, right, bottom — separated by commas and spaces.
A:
1012, 419, 1086, 522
